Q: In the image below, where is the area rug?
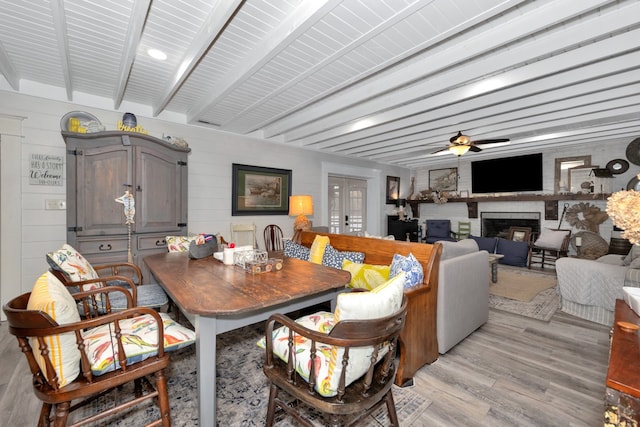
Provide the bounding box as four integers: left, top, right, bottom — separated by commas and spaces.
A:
71, 323, 428, 426
490, 268, 557, 302
489, 283, 560, 322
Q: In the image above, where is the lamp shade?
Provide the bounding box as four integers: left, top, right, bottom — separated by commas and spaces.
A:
449, 144, 470, 156
289, 195, 313, 216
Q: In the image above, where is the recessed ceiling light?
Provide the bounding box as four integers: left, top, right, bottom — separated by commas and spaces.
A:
147, 48, 167, 61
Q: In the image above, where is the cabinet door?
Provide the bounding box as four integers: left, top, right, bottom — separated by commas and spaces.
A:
75, 145, 132, 236
135, 146, 186, 233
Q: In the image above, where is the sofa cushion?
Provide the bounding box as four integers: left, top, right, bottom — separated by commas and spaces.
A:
27, 271, 82, 388
390, 253, 423, 288
496, 238, 529, 267
469, 235, 498, 253
342, 258, 390, 290
534, 229, 569, 249
284, 240, 310, 260
322, 244, 365, 269
439, 239, 479, 260
624, 244, 640, 266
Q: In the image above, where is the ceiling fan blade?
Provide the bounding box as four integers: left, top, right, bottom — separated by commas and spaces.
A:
449, 131, 463, 144
430, 146, 451, 154
469, 145, 482, 152
473, 138, 510, 145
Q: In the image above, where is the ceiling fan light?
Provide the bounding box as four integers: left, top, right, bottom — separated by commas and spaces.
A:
449, 145, 471, 156
457, 134, 470, 144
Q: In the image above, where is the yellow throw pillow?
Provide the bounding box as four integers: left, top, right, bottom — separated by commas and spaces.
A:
342, 258, 390, 290
309, 235, 330, 264
27, 271, 81, 387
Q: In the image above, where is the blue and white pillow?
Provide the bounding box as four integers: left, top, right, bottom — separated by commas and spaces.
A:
322, 244, 364, 269
284, 240, 310, 260
390, 253, 423, 288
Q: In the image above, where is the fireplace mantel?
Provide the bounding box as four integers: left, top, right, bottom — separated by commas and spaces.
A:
407, 193, 610, 219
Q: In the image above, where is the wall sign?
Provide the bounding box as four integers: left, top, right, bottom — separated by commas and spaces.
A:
30, 153, 63, 186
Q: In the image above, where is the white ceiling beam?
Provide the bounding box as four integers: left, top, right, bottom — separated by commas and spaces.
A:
185, 0, 342, 123
49, 0, 72, 100
220, 0, 526, 133
0, 42, 18, 90
151, 0, 244, 117
113, 0, 152, 110
262, 0, 616, 139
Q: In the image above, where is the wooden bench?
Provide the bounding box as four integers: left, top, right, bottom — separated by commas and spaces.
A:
300, 231, 442, 387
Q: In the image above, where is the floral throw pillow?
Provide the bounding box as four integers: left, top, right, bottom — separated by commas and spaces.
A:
284, 240, 310, 260
46, 244, 99, 284
322, 244, 364, 269
390, 252, 423, 288
342, 258, 390, 290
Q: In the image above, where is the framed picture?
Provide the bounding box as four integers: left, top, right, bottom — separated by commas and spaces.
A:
508, 226, 532, 243
429, 167, 457, 192
232, 163, 292, 215
386, 176, 400, 204
568, 166, 596, 194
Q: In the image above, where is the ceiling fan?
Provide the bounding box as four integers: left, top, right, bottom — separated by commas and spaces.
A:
432, 131, 510, 156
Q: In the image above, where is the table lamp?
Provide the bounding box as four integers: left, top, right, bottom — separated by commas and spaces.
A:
289, 195, 313, 243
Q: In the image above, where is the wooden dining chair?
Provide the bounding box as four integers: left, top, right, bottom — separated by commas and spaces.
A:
2, 270, 194, 426
261, 274, 408, 427
230, 223, 257, 248
263, 224, 284, 251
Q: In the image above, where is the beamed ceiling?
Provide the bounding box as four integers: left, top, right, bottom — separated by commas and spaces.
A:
0, 0, 639, 168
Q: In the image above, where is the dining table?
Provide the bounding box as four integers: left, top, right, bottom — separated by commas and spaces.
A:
144, 252, 351, 427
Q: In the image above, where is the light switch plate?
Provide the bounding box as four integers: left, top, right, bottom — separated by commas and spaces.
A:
45, 199, 66, 210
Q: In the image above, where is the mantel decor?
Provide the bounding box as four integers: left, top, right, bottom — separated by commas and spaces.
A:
232, 163, 292, 215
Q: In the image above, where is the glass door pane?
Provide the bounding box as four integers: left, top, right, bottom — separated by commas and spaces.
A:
328, 176, 367, 234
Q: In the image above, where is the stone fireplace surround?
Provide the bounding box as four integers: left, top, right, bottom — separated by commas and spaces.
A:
481, 212, 541, 239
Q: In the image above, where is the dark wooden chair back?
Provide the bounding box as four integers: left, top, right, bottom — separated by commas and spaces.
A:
3, 290, 172, 426
262, 296, 408, 426
528, 229, 572, 269
263, 224, 284, 251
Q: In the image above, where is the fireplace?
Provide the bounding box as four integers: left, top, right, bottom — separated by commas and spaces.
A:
481, 212, 541, 238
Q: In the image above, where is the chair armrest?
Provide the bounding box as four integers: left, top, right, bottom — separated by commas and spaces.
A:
93, 262, 143, 284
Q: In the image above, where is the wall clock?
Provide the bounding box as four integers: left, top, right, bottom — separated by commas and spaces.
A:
606, 159, 629, 174
625, 138, 640, 166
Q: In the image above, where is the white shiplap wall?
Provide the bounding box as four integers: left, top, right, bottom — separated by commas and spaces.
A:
0, 91, 409, 316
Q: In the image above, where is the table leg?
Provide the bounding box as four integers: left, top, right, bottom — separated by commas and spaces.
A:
196, 315, 217, 427
491, 262, 498, 283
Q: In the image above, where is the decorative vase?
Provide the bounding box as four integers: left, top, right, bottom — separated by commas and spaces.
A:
122, 112, 137, 128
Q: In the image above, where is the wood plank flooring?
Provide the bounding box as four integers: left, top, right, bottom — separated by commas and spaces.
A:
0, 307, 611, 426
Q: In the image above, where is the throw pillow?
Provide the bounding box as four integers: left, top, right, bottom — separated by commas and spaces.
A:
389, 252, 423, 288
624, 244, 640, 266
27, 271, 81, 387
82, 312, 195, 376
342, 258, 390, 290
309, 235, 330, 264
534, 229, 570, 249
469, 235, 498, 253
47, 243, 99, 283
166, 235, 193, 252
496, 238, 529, 267
322, 244, 365, 269
284, 239, 310, 260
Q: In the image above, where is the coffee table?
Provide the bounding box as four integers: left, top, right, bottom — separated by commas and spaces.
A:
488, 254, 504, 283
144, 252, 351, 427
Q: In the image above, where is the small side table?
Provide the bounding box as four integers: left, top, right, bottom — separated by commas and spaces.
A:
488, 254, 504, 283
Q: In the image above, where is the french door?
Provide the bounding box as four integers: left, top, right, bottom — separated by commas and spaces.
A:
328, 176, 367, 235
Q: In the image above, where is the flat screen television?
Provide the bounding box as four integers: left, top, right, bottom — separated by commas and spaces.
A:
471, 153, 543, 193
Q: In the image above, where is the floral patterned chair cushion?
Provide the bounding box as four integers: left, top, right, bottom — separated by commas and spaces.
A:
258, 273, 404, 397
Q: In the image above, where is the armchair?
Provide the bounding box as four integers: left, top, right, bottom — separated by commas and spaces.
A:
3, 271, 195, 426
261, 274, 407, 426
424, 219, 457, 243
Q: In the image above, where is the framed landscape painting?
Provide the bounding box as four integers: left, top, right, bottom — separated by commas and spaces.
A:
429, 167, 457, 192
232, 163, 292, 215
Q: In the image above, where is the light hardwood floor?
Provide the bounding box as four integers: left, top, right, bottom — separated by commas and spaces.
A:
0, 307, 610, 426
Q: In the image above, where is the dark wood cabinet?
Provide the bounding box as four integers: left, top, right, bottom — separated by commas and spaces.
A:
63, 131, 190, 283
387, 216, 419, 242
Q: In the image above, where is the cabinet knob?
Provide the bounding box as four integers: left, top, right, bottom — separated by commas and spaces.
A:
98, 244, 112, 251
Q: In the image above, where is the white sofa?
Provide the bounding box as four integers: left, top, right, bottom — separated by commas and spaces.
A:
556, 245, 640, 325
436, 239, 490, 353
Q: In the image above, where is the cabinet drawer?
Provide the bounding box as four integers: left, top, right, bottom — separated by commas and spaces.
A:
77, 237, 129, 254
138, 235, 168, 251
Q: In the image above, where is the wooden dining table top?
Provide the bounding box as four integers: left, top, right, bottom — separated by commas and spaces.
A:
144, 252, 351, 316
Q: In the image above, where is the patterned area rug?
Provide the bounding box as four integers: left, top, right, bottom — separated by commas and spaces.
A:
489, 267, 560, 321
72, 323, 428, 426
